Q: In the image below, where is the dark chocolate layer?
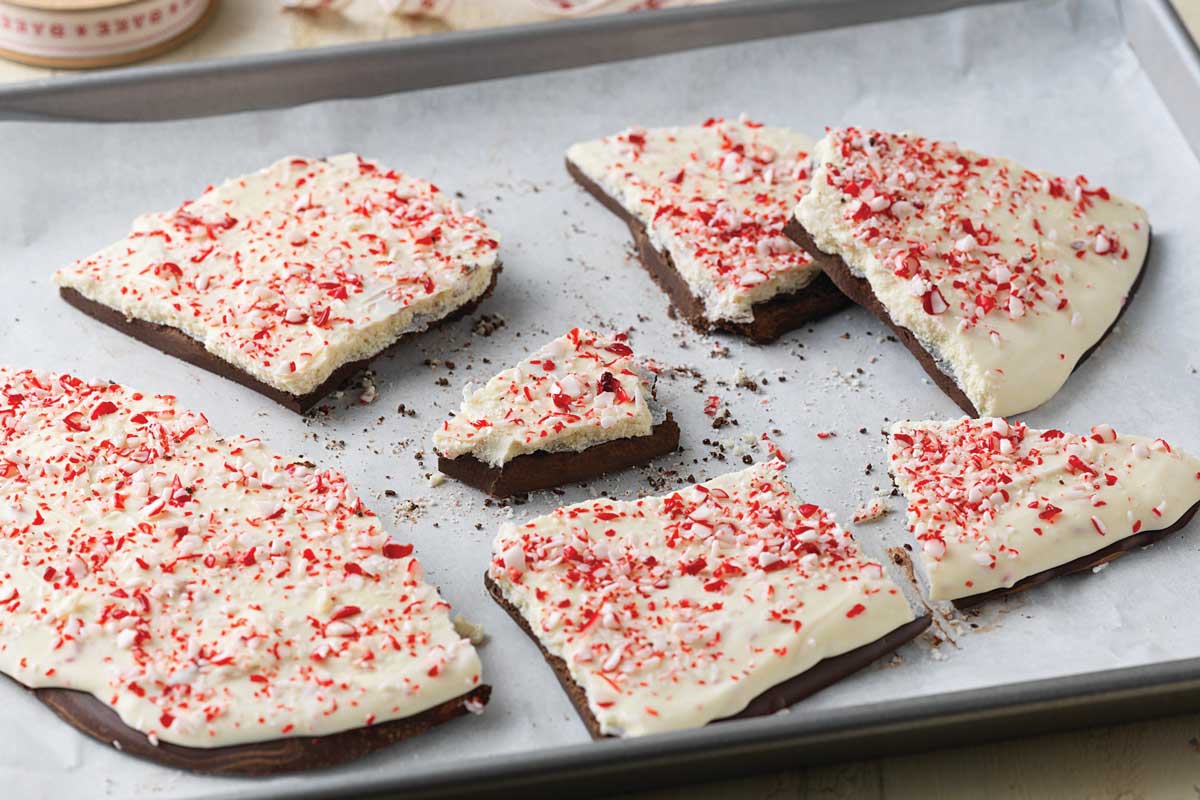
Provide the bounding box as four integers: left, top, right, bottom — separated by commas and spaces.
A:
485, 573, 930, 739
438, 415, 680, 498
59, 266, 500, 415
26, 681, 490, 775
783, 217, 1152, 417
567, 158, 849, 344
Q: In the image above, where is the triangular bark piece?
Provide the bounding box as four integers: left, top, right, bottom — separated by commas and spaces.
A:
434, 328, 678, 496
890, 417, 1200, 605
790, 128, 1150, 416
568, 118, 848, 342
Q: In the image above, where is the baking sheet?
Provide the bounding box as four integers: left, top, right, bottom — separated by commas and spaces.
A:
0, 0, 999, 122
1, 0, 1199, 797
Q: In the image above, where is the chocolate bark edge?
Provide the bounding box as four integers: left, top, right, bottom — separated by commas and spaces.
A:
485, 573, 931, 739
438, 415, 680, 498
565, 157, 850, 344
58, 265, 501, 415
950, 499, 1200, 609
26, 681, 490, 776
783, 217, 1153, 417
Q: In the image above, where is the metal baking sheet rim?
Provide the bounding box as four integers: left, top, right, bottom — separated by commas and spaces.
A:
1123, 0, 1200, 153
214, 656, 1200, 800
0, 0, 1003, 121
1, 1, 1198, 797
0, 0, 1194, 139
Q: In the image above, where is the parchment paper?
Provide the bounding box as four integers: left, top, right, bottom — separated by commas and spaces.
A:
0, 0, 1198, 797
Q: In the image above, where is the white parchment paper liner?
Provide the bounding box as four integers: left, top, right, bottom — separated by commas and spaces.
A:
0, 0, 1196, 796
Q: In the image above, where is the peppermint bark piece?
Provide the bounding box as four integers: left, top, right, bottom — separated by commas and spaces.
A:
788, 128, 1151, 417
487, 460, 928, 738
54, 155, 501, 414
0, 368, 488, 774
567, 118, 849, 343
889, 418, 1200, 607
434, 328, 679, 497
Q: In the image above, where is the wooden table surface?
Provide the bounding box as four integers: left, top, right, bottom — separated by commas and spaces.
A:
1, 2, 1199, 797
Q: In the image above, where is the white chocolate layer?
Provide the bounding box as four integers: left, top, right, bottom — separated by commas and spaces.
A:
796, 128, 1150, 417
0, 368, 483, 747
54, 154, 500, 397
567, 118, 820, 324
890, 418, 1200, 601
489, 460, 917, 737
434, 329, 653, 468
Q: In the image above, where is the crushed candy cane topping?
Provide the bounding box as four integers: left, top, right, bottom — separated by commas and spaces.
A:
568, 117, 820, 324
852, 497, 890, 524
54, 154, 500, 397
890, 418, 1200, 601
0, 368, 482, 747
796, 128, 1150, 416
434, 328, 654, 468
489, 459, 916, 737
